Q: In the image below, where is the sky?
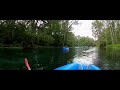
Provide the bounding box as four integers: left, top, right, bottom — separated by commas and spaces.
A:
71, 20, 94, 39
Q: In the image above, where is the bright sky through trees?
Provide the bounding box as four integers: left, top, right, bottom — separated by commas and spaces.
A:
72, 20, 94, 39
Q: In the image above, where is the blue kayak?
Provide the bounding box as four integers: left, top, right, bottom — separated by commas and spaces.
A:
63, 47, 69, 51
54, 63, 101, 70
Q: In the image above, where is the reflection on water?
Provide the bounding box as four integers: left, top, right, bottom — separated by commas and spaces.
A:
0, 47, 120, 70
97, 48, 120, 70
73, 47, 99, 65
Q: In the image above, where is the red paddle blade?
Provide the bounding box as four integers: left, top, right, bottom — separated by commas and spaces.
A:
25, 58, 31, 70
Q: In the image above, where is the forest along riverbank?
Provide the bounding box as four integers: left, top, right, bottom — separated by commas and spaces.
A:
73, 47, 99, 65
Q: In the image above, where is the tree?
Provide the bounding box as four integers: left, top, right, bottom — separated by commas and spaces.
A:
92, 20, 120, 48
0, 20, 78, 47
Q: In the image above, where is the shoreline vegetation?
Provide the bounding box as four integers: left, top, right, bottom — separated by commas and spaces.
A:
0, 20, 95, 49
92, 20, 120, 50
0, 46, 75, 49
0, 46, 89, 48
0, 44, 120, 50
107, 44, 120, 50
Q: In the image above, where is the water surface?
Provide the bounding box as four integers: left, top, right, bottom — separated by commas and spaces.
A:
0, 47, 120, 70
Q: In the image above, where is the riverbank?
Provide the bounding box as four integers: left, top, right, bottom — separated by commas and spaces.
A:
107, 44, 120, 50
0, 46, 92, 49
0, 47, 23, 49
0, 46, 74, 49
0, 46, 54, 49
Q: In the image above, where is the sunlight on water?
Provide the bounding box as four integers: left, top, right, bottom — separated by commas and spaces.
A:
73, 47, 98, 65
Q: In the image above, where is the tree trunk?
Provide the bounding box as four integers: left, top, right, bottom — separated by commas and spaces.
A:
109, 25, 114, 45
63, 33, 65, 47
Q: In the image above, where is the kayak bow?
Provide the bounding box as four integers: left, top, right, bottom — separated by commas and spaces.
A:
54, 63, 101, 70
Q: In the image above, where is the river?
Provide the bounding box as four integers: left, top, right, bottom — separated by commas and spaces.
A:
0, 47, 120, 70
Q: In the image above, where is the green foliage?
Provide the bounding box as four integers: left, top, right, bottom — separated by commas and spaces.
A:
92, 20, 120, 48
0, 43, 3, 47
75, 36, 95, 47
0, 20, 78, 48
107, 44, 120, 50
13, 41, 21, 47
